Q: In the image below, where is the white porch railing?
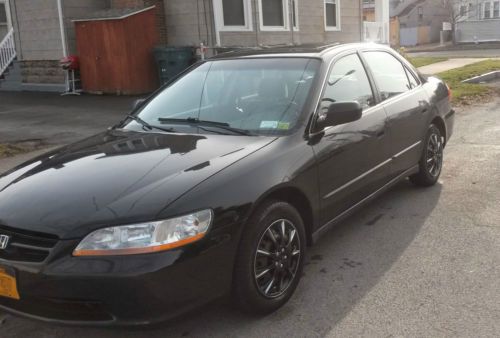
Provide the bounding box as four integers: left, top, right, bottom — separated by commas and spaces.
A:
0, 28, 16, 77
363, 21, 389, 44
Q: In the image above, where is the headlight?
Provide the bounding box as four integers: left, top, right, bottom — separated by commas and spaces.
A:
73, 209, 213, 256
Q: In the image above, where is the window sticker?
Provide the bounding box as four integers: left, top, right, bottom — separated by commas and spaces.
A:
260, 121, 279, 129
277, 122, 290, 130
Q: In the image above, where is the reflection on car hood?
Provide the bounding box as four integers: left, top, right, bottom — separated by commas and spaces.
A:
0, 130, 276, 239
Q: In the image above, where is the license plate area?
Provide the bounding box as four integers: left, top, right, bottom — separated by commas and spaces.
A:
0, 266, 20, 300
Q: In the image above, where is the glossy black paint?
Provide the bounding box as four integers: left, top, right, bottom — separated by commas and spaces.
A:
0, 43, 454, 326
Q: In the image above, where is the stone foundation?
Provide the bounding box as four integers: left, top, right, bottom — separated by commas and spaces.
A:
20, 60, 65, 84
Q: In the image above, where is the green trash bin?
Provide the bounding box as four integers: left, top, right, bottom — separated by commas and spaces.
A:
153, 47, 194, 86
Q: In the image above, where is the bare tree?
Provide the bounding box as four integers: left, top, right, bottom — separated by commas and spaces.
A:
441, 0, 478, 44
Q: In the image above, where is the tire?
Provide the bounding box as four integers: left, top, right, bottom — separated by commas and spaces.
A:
410, 124, 444, 187
232, 200, 306, 315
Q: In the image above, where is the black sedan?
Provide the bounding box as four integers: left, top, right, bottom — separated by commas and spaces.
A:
0, 43, 454, 326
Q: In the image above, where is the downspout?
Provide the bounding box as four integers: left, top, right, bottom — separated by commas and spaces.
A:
56, 0, 68, 57
4, 0, 13, 30
359, 0, 364, 42
212, 0, 221, 46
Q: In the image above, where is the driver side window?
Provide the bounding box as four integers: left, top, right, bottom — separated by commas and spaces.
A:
320, 54, 375, 113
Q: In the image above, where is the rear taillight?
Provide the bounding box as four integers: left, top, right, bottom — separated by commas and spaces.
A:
446, 83, 452, 100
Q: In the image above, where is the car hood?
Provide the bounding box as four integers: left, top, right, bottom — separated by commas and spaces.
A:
0, 130, 276, 239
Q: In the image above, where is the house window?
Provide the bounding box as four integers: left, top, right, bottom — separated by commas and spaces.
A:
484, 1, 491, 18
459, 4, 467, 17
0, 3, 7, 25
467, 3, 474, 19
259, 0, 288, 30
222, 0, 245, 26
494, 1, 500, 17
325, 0, 340, 30
418, 6, 423, 21
214, 0, 253, 31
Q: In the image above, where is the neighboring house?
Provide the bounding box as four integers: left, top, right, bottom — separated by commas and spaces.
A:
454, 0, 500, 43
166, 0, 365, 48
391, 0, 449, 46
1, 0, 390, 93
363, 0, 376, 21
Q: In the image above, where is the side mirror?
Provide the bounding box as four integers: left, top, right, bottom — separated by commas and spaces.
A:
133, 98, 146, 110
315, 101, 362, 131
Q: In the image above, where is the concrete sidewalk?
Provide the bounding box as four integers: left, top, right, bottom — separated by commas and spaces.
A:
417, 58, 490, 75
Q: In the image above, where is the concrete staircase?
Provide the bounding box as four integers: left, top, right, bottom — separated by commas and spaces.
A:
0, 60, 22, 91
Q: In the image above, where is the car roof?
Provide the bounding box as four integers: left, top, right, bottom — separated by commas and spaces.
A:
208, 43, 393, 61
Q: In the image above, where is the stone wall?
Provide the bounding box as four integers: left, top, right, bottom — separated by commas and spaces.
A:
19, 60, 65, 84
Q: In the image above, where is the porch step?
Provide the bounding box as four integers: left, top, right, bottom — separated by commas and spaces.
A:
0, 60, 22, 91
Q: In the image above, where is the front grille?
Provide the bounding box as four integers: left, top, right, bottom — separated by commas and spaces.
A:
0, 225, 58, 263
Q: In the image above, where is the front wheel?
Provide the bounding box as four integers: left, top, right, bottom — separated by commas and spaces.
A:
410, 124, 444, 187
232, 200, 306, 315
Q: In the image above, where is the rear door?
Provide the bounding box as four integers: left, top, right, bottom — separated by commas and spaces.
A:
361, 51, 430, 178
312, 52, 391, 225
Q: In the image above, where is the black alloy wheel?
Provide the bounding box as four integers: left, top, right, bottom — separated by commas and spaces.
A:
253, 219, 301, 298
410, 124, 444, 187
233, 200, 306, 314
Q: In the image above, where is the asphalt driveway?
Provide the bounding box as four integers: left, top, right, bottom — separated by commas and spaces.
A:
0, 95, 499, 337
0, 91, 137, 146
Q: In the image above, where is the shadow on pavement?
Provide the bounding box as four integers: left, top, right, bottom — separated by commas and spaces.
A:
1, 180, 442, 338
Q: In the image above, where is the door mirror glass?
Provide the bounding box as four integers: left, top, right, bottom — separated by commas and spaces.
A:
316, 101, 362, 130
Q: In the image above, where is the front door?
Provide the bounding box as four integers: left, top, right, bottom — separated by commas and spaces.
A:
312, 52, 391, 226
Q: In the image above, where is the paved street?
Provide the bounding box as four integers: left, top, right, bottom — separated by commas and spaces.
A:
0, 93, 499, 336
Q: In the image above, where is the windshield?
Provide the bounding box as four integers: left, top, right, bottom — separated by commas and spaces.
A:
125, 58, 320, 136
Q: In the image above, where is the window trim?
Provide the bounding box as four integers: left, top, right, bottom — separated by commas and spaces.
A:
213, 0, 253, 32
324, 0, 341, 32
258, 0, 290, 31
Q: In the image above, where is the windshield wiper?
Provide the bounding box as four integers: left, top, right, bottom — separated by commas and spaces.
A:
125, 114, 175, 133
158, 117, 254, 136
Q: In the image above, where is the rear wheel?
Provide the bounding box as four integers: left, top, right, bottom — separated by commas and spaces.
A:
410, 124, 444, 187
232, 200, 306, 314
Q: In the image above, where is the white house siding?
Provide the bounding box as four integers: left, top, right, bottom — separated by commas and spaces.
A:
165, 0, 362, 47
456, 19, 500, 42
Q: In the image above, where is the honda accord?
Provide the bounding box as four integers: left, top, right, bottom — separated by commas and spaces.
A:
0, 43, 454, 326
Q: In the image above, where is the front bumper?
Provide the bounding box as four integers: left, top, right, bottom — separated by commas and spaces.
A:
0, 223, 240, 326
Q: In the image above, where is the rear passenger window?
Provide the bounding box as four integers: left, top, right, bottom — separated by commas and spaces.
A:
405, 67, 419, 89
363, 51, 412, 101
320, 54, 375, 112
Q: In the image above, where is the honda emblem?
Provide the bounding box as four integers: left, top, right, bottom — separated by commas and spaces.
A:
0, 235, 9, 250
